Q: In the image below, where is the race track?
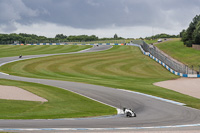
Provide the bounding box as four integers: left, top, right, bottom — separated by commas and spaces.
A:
0, 45, 200, 131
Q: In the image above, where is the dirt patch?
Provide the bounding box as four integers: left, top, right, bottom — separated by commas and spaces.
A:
154, 78, 200, 99
0, 85, 48, 102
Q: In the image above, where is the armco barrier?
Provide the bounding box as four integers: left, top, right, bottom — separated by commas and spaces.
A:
134, 44, 200, 78
13, 43, 200, 78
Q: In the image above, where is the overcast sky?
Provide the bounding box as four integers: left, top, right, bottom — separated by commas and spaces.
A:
0, 0, 200, 38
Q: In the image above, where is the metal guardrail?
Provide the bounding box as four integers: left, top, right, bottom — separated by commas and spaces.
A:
133, 40, 199, 74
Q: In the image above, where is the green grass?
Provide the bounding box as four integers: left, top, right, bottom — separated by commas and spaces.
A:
0, 79, 116, 119
156, 39, 200, 71
0, 45, 92, 58
61, 39, 133, 44
1, 45, 200, 109
144, 39, 158, 44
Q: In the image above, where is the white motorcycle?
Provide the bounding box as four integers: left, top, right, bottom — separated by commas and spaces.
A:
123, 108, 136, 117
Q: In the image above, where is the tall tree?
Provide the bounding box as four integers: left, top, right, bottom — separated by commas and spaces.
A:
181, 14, 200, 46
55, 34, 67, 39
114, 34, 118, 39
192, 21, 200, 44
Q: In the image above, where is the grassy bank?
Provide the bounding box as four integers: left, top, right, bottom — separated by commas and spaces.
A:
144, 39, 158, 44
156, 39, 200, 71
1, 45, 199, 109
0, 45, 91, 58
0, 79, 116, 119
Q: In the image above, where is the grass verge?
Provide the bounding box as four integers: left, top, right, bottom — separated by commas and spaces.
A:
144, 39, 158, 44
156, 39, 200, 71
0, 45, 92, 58
1, 45, 199, 109
0, 79, 116, 119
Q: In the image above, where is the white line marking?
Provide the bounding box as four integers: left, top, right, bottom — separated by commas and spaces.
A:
1, 123, 200, 131
118, 89, 185, 106
0, 72, 9, 75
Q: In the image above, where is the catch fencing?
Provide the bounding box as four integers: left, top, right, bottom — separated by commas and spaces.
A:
133, 40, 198, 74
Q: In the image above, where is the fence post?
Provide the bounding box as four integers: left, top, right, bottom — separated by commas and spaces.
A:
192, 65, 193, 74
199, 65, 200, 74
186, 65, 188, 74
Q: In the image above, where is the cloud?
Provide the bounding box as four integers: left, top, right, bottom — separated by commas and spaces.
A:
0, 0, 200, 37
0, 21, 17, 32
86, 0, 100, 6
13, 21, 183, 38
0, 0, 39, 32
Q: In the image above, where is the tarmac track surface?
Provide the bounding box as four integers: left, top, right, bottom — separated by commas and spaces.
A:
0, 45, 200, 131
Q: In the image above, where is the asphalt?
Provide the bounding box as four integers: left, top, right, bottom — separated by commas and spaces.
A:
0, 45, 200, 131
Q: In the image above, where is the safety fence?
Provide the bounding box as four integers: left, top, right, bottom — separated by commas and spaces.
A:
132, 40, 200, 77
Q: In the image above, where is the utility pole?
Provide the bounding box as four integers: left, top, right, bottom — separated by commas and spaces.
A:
152, 26, 154, 40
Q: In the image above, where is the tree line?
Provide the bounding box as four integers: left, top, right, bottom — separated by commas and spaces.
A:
180, 14, 200, 47
0, 33, 124, 44
144, 33, 179, 40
